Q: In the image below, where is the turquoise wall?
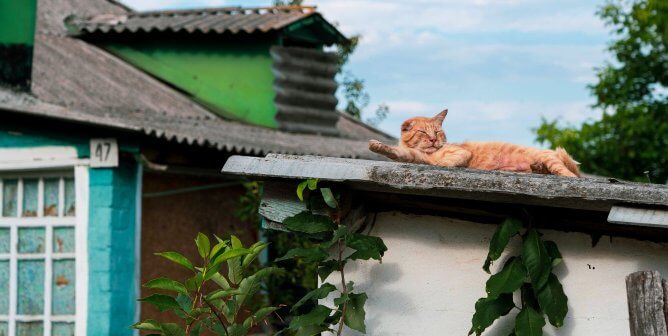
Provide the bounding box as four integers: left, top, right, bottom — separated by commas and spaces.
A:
87, 160, 139, 335
0, 127, 140, 335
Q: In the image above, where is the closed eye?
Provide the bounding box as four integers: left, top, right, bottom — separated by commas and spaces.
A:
418, 130, 428, 135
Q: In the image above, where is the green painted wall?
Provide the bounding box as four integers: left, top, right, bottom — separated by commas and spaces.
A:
105, 38, 278, 128
0, 0, 37, 88
0, 0, 36, 44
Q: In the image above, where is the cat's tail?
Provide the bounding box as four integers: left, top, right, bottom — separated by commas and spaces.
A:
555, 147, 581, 177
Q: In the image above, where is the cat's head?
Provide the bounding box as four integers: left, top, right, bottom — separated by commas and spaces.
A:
399, 109, 448, 153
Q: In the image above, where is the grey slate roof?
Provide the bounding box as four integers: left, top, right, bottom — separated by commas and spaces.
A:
222, 154, 668, 212
2, 0, 393, 159
68, 6, 339, 38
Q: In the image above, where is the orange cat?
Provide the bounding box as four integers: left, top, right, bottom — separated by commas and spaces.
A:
369, 109, 580, 177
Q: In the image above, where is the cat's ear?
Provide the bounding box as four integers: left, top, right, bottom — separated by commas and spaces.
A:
433, 109, 448, 124
401, 120, 415, 132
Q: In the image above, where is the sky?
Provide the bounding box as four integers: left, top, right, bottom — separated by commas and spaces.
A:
122, 0, 611, 145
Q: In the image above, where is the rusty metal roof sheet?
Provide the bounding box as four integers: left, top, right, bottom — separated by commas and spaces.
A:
68, 6, 331, 36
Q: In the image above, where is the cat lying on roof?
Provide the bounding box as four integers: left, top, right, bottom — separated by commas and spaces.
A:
368, 109, 580, 177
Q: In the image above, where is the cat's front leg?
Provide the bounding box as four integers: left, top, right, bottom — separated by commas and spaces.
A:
368, 140, 433, 164
368, 140, 403, 161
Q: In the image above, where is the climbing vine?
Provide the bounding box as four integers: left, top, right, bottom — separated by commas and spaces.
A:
277, 178, 387, 335
470, 218, 568, 336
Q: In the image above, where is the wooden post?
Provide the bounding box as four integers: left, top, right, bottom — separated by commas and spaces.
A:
626, 271, 668, 336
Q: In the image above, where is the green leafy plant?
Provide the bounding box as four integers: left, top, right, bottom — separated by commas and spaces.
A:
132, 233, 281, 336
470, 218, 568, 336
278, 178, 387, 335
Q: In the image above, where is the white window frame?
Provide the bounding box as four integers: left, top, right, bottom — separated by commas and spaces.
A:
0, 147, 89, 336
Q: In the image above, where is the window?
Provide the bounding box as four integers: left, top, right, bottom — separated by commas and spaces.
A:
0, 172, 84, 336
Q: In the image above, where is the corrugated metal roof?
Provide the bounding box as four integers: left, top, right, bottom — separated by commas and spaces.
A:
68, 6, 330, 36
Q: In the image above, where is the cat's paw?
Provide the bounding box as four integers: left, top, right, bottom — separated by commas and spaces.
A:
368, 140, 387, 153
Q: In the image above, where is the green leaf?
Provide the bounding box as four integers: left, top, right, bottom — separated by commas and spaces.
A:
536, 274, 568, 328
211, 248, 251, 268
486, 257, 527, 299
322, 226, 349, 249
161, 323, 186, 336
228, 258, 243, 285
276, 247, 329, 263
343, 292, 367, 333
292, 283, 337, 312
227, 324, 249, 336
307, 178, 318, 190
175, 293, 192, 313
289, 305, 332, 330
283, 211, 335, 234
295, 325, 330, 336
244, 306, 279, 328
205, 288, 242, 301
155, 252, 195, 272
130, 319, 162, 331
544, 241, 563, 268
235, 267, 282, 310
242, 242, 268, 268
209, 241, 229, 262
210, 272, 231, 289
297, 180, 309, 201
184, 272, 204, 292
190, 323, 203, 336
143, 277, 188, 295
468, 293, 515, 335
318, 260, 342, 281
484, 218, 523, 273
230, 235, 243, 249
522, 229, 551, 290
138, 294, 181, 312
255, 306, 279, 322
195, 233, 210, 258
515, 306, 545, 336
346, 233, 388, 261
320, 187, 338, 208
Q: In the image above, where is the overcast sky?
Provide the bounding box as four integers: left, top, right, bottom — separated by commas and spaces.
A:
122, 0, 610, 145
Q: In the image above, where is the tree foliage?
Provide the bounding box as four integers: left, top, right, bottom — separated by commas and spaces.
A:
535, 0, 667, 183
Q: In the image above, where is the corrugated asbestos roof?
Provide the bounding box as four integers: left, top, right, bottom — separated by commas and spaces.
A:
68, 6, 324, 35
0, 87, 387, 159
3, 0, 393, 159
272, 46, 340, 136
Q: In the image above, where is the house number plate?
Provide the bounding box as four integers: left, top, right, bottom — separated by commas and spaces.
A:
90, 138, 119, 168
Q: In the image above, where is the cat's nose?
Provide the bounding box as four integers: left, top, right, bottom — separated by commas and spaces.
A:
429, 137, 437, 143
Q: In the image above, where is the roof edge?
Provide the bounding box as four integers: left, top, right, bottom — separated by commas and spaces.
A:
222, 154, 668, 212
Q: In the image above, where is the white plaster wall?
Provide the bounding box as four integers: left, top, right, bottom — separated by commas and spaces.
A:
323, 212, 668, 336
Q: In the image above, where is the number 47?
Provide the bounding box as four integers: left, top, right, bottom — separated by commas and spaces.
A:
90, 139, 119, 168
